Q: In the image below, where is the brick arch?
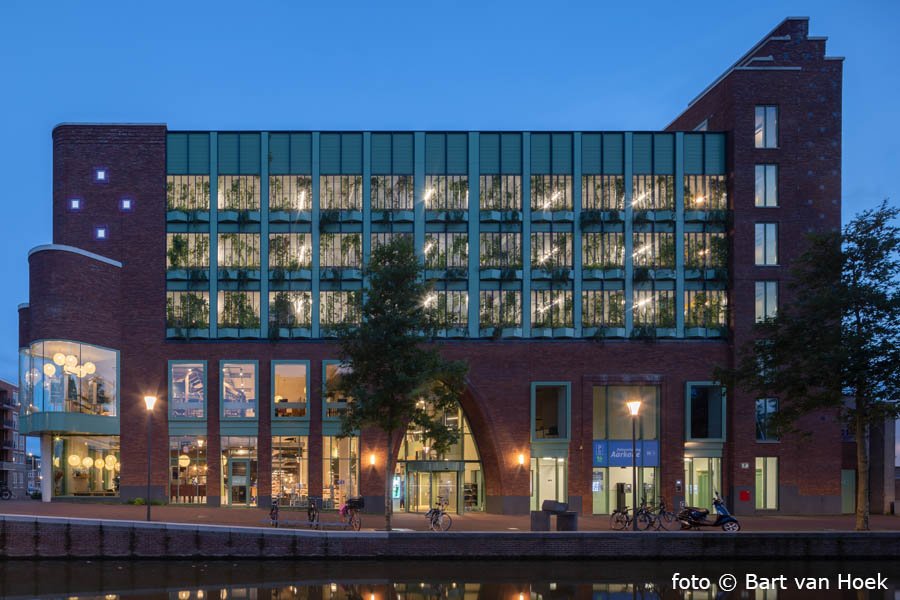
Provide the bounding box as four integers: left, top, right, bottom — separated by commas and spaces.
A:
455, 379, 505, 498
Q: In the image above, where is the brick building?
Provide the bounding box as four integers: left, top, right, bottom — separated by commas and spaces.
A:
19, 18, 850, 514
1, 379, 27, 497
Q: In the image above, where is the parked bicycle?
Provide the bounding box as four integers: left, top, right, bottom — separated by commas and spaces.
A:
425, 496, 452, 531
339, 496, 364, 531
0, 484, 14, 501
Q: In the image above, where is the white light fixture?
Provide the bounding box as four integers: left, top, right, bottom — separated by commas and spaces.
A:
82, 456, 94, 468
517, 453, 525, 466
369, 453, 376, 466
43, 363, 56, 377
626, 400, 642, 417
144, 396, 157, 411
68, 454, 81, 467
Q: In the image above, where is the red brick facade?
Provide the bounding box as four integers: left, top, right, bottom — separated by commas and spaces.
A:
19, 18, 844, 514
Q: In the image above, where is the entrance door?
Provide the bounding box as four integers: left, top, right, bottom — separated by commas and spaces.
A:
530, 457, 568, 511
432, 471, 458, 513
229, 459, 250, 506
407, 471, 432, 512
684, 457, 721, 509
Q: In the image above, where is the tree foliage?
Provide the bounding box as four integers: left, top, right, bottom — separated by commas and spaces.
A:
720, 200, 900, 530
334, 237, 468, 530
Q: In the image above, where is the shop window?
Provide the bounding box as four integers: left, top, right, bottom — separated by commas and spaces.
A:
755, 281, 778, 322
754, 223, 778, 265
685, 383, 726, 441
168, 361, 206, 420
51, 435, 120, 497
220, 436, 258, 506
169, 436, 207, 504
273, 361, 309, 419
220, 362, 257, 419
272, 436, 309, 507
755, 457, 778, 509
19, 341, 118, 417
756, 398, 779, 441
754, 106, 778, 148
754, 165, 778, 207
323, 436, 358, 509
323, 361, 352, 419
531, 383, 570, 441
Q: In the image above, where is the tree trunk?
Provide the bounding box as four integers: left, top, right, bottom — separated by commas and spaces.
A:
854, 408, 870, 531
384, 429, 393, 532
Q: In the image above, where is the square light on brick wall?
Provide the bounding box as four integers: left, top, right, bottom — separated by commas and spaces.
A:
67, 198, 83, 212
94, 226, 108, 241
93, 167, 109, 183
119, 197, 134, 212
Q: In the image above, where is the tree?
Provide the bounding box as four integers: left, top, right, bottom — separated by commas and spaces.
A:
334, 237, 468, 530
721, 201, 900, 530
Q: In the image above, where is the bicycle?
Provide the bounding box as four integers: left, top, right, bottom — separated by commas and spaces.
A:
652, 498, 677, 531
339, 496, 363, 531
307, 500, 320, 529
610, 502, 652, 530
425, 497, 452, 531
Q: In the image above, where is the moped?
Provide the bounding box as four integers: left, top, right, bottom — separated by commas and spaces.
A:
678, 491, 741, 532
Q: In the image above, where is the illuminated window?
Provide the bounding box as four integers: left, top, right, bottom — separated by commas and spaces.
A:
217, 291, 260, 329
269, 175, 312, 212
531, 232, 572, 269
632, 232, 675, 269
582, 290, 625, 328
684, 175, 727, 210
684, 233, 727, 269
425, 175, 468, 210
531, 175, 572, 211
479, 233, 522, 268
479, 175, 521, 211
684, 290, 728, 329
424, 232, 468, 269
531, 289, 573, 329
169, 436, 207, 504
755, 457, 779, 509
371, 175, 414, 210
268, 233, 311, 270
169, 362, 206, 419
582, 175, 624, 210
479, 289, 521, 329
269, 291, 312, 330
320, 291, 361, 332
218, 233, 260, 269
166, 291, 210, 330
217, 175, 260, 211
319, 233, 361, 269
632, 175, 674, 210
633, 290, 675, 328
322, 436, 359, 508
425, 290, 468, 330
582, 233, 624, 270
273, 362, 308, 419
166, 233, 209, 270
166, 175, 210, 211
320, 175, 362, 210
221, 362, 257, 419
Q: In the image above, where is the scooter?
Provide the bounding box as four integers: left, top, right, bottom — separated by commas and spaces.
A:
678, 491, 741, 532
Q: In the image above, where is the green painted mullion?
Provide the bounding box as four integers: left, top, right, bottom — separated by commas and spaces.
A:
522, 132, 532, 338
209, 133, 219, 338
414, 132, 425, 261
572, 132, 583, 336
260, 133, 270, 334
623, 133, 634, 335
675, 132, 685, 337
362, 133, 372, 263
467, 132, 479, 337
311, 132, 321, 338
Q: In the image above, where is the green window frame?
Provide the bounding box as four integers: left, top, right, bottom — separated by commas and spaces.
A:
220, 360, 259, 421
530, 382, 571, 443
271, 360, 310, 421
685, 381, 727, 442
168, 360, 207, 421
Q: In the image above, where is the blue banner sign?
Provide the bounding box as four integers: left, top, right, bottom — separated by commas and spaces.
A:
592, 440, 659, 468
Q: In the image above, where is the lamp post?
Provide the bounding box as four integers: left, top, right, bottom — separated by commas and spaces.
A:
143, 395, 157, 521
626, 400, 642, 531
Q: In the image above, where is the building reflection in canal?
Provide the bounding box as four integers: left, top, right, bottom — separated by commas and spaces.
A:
0, 561, 896, 600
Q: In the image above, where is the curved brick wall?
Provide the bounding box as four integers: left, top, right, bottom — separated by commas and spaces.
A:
26, 247, 122, 349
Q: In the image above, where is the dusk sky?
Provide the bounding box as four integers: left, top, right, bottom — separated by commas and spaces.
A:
2, 1, 898, 458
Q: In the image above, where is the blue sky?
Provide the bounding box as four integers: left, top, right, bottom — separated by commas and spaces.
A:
2, 1, 899, 457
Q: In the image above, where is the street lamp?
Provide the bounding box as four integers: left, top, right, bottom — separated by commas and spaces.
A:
626, 400, 642, 531
143, 395, 157, 521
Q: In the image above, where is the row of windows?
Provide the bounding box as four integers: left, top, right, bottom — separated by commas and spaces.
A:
166, 232, 729, 271
165, 175, 730, 213
165, 289, 729, 332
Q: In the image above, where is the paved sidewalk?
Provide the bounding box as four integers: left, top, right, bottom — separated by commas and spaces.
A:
1, 500, 898, 532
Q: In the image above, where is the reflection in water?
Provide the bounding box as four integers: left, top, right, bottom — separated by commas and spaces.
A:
0, 560, 897, 600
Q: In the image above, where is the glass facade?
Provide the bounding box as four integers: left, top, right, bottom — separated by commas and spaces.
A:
51, 435, 120, 497
273, 362, 308, 418
169, 362, 205, 419
322, 436, 358, 509
20, 341, 118, 417
272, 435, 309, 506
591, 385, 659, 515
221, 362, 257, 419
169, 435, 207, 503
221, 436, 258, 506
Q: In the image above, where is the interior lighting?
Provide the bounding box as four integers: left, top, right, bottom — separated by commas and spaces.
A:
517, 453, 525, 466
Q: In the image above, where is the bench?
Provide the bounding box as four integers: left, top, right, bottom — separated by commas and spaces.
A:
530, 500, 578, 531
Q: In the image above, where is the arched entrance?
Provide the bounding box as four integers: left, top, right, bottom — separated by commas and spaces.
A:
393, 402, 483, 514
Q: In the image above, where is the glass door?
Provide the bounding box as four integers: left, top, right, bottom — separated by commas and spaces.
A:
530, 457, 568, 510
684, 457, 720, 510
229, 459, 250, 506
406, 470, 432, 512
431, 471, 458, 513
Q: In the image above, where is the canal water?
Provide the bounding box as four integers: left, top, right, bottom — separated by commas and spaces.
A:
0, 560, 897, 599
